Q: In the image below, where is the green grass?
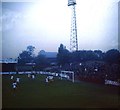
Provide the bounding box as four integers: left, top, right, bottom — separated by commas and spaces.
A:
2, 74, 120, 108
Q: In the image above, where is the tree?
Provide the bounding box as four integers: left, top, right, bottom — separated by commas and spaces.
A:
85, 50, 97, 61
18, 45, 35, 65
57, 44, 70, 66
26, 45, 35, 57
71, 50, 100, 62
34, 50, 49, 70
94, 50, 103, 60
104, 49, 120, 64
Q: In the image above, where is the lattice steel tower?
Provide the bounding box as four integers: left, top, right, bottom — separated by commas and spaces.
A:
68, 0, 78, 51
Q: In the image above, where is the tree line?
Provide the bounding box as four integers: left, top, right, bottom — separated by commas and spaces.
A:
17, 44, 120, 68
57, 44, 120, 66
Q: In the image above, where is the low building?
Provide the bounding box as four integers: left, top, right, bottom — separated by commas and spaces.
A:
0, 58, 17, 72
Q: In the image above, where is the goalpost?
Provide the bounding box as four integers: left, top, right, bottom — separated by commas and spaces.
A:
59, 71, 75, 83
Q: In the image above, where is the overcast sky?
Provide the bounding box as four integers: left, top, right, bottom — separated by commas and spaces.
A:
1, 0, 120, 59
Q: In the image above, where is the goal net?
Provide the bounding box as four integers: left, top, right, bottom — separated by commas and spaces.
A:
59, 71, 75, 83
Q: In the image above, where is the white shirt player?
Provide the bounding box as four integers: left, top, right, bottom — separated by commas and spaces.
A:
46, 77, 48, 83
12, 82, 17, 89
11, 76, 13, 80
32, 75, 35, 79
16, 78, 20, 83
48, 76, 53, 80
28, 74, 30, 78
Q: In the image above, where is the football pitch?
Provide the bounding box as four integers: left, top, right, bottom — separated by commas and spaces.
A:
2, 74, 120, 108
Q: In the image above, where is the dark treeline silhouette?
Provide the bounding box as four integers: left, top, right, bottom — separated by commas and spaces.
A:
57, 44, 120, 66
18, 45, 35, 65
17, 44, 120, 83
17, 46, 50, 71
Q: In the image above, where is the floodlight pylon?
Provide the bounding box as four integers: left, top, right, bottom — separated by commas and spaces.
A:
68, 0, 78, 52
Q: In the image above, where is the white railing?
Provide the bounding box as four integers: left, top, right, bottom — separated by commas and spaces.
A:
0, 71, 59, 76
